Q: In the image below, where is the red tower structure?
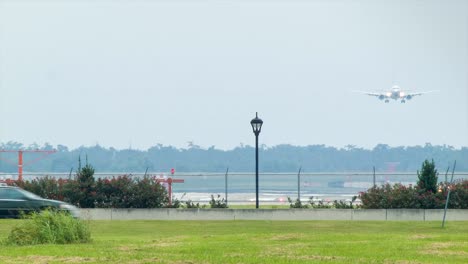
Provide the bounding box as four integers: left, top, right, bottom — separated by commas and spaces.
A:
0, 150, 56, 181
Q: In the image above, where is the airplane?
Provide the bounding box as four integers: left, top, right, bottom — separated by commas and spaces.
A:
355, 85, 435, 103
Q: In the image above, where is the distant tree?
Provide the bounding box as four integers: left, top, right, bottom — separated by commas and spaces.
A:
27, 143, 40, 150
64, 156, 96, 208
3, 142, 468, 172
417, 159, 438, 193
57, 144, 69, 152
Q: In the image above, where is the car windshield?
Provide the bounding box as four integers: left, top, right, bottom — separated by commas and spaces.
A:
16, 188, 42, 200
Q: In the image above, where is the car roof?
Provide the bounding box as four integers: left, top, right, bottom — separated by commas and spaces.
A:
0, 184, 18, 188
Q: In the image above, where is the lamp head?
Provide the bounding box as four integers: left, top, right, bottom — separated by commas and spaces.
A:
250, 112, 263, 136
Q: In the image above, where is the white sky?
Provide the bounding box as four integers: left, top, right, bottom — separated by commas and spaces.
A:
1, 0, 467, 150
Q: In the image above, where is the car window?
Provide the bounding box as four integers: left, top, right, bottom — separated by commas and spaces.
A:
7, 189, 26, 199
17, 189, 41, 199
0, 188, 41, 200
0, 188, 7, 199
0, 188, 19, 199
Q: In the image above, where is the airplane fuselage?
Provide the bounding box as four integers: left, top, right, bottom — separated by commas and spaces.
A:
390, 87, 403, 100
383, 86, 409, 103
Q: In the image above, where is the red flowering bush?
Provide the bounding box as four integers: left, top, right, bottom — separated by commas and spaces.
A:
15, 177, 66, 201
446, 180, 468, 208
360, 160, 468, 209
94, 175, 134, 208
17, 174, 169, 208
14, 160, 170, 208
360, 184, 418, 209
359, 181, 467, 209
93, 175, 168, 208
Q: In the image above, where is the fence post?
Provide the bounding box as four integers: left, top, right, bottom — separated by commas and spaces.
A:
373, 166, 376, 187
68, 167, 73, 180
442, 161, 456, 228
297, 167, 302, 201
225, 167, 229, 206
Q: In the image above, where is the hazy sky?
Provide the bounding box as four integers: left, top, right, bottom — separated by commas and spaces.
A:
1, 0, 467, 150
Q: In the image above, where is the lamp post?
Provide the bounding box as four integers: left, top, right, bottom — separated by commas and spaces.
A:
250, 112, 263, 209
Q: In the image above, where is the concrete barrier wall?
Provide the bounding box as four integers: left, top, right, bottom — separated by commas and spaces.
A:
352, 209, 386, 221
80, 208, 468, 221
386, 209, 425, 221
425, 209, 468, 221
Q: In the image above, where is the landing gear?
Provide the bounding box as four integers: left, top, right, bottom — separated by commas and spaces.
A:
401, 100, 406, 103
385, 100, 389, 103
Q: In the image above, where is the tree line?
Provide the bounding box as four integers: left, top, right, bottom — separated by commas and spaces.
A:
0, 141, 466, 173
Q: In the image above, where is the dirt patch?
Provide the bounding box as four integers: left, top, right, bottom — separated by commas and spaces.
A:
296, 255, 346, 261
2, 256, 96, 264
146, 236, 189, 247
264, 253, 347, 261
125, 254, 227, 264
383, 260, 423, 264
149, 241, 181, 248
151, 235, 189, 243
409, 234, 434, 240
422, 242, 468, 256
118, 246, 134, 252
165, 261, 210, 264
425, 250, 468, 256
427, 242, 456, 250
127, 257, 161, 264
262, 243, 309, 256
225, 253, 244, 258
118, 241, 181, 252
269, 234, 305, 241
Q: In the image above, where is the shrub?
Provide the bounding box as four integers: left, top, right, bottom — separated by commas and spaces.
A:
17, 157, 170, 208
209, 194, 228, 208
133, 176, 169, 208
19, 174, 170, 209
184, 200, 204, 209
308, 197, 332, 209
359, 160, 468, 209
439, 180, 468, 209
177, 193, 204, 209
360, 184, 420, 209
16, 177, 66, 201
360, 180, 468, 209
4, 209, 91, 246
288, 196, 360, 209
165, 197, 182, 208
288, 197, 309, 208
333, 196, 359, 209
93, 175, 134, 208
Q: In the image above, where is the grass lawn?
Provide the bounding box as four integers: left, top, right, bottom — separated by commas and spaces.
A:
0, 220, 467, 263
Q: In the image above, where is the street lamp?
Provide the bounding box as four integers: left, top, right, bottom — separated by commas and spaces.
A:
250, 112, 263, 209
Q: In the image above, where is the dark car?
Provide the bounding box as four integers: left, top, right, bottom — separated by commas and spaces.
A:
0, 185, 80, 218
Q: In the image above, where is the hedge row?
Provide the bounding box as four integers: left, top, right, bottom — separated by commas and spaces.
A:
13, 176, 468, 209
359, 180, 468, 209
10, 159, 468, 210
15, 174, 170, 209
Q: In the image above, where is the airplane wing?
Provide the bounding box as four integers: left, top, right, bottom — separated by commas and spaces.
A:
404, 90, 438, 99
406, 91, 436, 97
353, 91, 383, 97
353, 91, 389, 101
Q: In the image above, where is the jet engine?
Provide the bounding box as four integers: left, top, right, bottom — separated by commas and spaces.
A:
378, 95, 385, 100
406, 95, 412, 100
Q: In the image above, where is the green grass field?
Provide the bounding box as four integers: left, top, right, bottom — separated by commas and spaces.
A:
0, 220, 467, 263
